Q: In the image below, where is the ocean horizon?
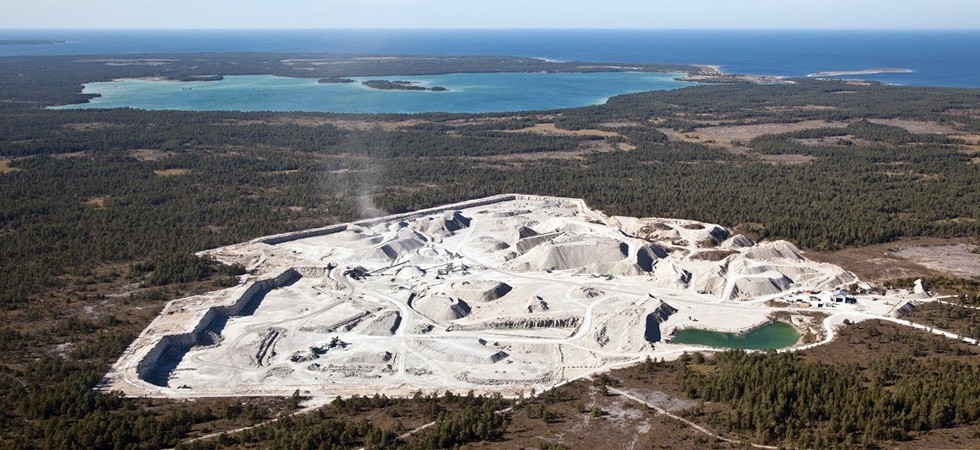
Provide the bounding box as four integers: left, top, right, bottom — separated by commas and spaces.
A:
2, 29, 979, 88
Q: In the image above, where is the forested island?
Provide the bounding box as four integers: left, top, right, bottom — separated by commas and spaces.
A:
1, 52, 980, 448
317, 77, 355, 84
362, 79, 448, 91
167, 74, 225, 82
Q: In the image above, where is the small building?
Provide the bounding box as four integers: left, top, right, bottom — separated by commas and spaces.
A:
832, 290, 847, 303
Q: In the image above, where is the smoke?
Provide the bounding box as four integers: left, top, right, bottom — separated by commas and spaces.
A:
328, 128, 388, 220
353, 135, 388, 219
355, 187, 387, 219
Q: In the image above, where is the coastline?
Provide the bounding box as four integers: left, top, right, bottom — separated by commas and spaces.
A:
677, 69, 791, 85
2, 30, 979, 88
694, 64, 724, 75
52, 71, 694, 113
808, 68, 913, 77
42, 51, 972, 114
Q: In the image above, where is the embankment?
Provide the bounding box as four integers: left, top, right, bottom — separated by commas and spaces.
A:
136, 269, 301, 385
255, 194, 599, 246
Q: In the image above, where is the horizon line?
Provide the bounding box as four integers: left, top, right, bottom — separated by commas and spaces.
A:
3, 27, 980, 31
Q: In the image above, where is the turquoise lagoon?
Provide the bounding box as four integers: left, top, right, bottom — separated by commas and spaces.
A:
670, 321, 801, 350
54, 72, 692, 114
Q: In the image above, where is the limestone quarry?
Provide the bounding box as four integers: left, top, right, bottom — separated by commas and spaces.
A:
102, 194, 917, 399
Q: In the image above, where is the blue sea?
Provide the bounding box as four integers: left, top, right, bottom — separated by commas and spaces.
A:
3, 29, 978, 113
3, 29, 978, 88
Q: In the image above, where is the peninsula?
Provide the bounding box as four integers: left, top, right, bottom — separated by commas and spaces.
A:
808, 68, 913, 77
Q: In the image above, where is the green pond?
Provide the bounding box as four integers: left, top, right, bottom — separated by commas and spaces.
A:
671, 321, 800, 350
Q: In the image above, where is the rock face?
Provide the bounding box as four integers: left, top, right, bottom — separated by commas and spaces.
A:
454, 316, 581, 331
635, 245, 666, 271
591, 298, 679, 352
645, 301, 678, 343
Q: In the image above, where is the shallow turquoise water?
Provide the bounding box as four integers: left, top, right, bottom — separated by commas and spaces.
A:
671, 321, 800, 350
54, 72, 692, 114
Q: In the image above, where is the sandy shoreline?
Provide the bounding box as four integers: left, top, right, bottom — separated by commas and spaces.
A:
694, 64, 723, 75
808, 68, 913, 78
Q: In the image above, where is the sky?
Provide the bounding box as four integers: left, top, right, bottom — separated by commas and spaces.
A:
3, 0, 978, 29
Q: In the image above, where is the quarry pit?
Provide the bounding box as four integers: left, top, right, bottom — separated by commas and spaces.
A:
102, 194, 914, 399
